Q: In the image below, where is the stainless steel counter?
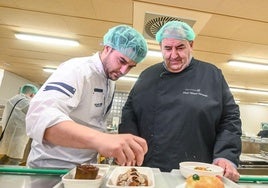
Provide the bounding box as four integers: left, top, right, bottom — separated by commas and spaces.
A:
0, 173, 60, 188
0, 165, 267, 188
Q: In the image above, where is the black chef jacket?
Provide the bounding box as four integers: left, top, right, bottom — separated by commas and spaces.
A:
119, 58, 242, 172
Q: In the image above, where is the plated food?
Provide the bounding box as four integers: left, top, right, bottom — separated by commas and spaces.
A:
194, 166, 211, 171
185, 174, 224, 188
62, 164, 109, 188
106, 166, 155, 188
179, 162, 224, 178
116, 167, 148, 186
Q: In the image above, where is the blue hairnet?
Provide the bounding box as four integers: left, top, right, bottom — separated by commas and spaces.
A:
155, 21, 195, 43
103, 25, 148, 63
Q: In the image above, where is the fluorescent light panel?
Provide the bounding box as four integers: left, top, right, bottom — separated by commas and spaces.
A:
43, 67, 57, 73
118, 75, 138, 82
230, 87, 268, 95
15, 33, 79, 46
256, 102, 268, 106
234, 99, 240, 103
228, 60, 268, 70
147, 50, 162, 57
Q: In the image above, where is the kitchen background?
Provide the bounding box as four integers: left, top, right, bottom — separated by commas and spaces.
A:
0, 70, 267, 138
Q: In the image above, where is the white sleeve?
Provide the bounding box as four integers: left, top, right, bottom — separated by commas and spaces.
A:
26, 60, 85, 144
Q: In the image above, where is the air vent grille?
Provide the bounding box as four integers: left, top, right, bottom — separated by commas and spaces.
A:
143, 13, 196, 40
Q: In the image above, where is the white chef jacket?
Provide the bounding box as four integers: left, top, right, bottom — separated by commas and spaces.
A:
26, 53, 115, 168
0, 94, 31, 159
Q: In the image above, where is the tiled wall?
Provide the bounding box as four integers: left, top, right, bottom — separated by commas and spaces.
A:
106, 91, 129, 130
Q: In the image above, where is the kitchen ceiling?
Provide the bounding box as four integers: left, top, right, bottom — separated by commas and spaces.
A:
0, 0, 268, 104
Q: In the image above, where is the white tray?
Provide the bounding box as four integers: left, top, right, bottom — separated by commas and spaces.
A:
53, 164, 110, 188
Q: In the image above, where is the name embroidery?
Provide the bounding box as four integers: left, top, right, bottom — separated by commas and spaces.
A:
182, 88, 208, 97
95, 103, 103, 107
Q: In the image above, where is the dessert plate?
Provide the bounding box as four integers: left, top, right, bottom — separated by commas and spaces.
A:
61, 164, 109, 188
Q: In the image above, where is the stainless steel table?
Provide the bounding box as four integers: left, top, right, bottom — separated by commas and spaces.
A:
0, 173, 60, 188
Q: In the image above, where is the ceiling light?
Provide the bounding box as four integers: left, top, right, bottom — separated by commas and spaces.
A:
234, 99, 240, 103
43, 67, 57, 73
147, 50, 162, 57
228, 60, 268, 70
230, 87, 268, 95
15, 33, 79, 46
256, 102, 268, 106
118, 75, 138, 82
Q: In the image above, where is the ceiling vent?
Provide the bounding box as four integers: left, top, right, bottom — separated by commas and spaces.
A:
143, 13, 196, 40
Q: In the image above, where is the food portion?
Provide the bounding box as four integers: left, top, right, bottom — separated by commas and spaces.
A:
74, 164, 99, 179
194, 166, 211, 171
116, 168, 148, 186
185, 174, 224, 188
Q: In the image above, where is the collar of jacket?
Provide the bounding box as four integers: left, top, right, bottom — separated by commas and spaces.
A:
160, 57, 195, 77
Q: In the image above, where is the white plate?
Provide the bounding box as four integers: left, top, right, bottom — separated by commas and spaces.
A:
179, 161, 224, 178
175, 177, 241, 188
62, 164, 110, 188
170, 169, 240, 188
175, 182, 186, 188
106, 166, 155, 188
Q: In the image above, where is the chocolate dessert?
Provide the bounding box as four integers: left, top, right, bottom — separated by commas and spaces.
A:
74, 164, 99, 179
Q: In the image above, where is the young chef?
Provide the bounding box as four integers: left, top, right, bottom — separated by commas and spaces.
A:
26, 25, 148, 169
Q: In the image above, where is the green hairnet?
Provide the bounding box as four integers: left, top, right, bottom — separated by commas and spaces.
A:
155, 21, 195, 43
263, 124, 268, 130
20, 84, 39, 94
103, 25, 148, 63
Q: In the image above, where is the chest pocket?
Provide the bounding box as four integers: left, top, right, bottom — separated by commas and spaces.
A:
93, 88, 104, 108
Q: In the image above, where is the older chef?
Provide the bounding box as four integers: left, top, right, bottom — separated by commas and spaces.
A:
119, 21, 242, 182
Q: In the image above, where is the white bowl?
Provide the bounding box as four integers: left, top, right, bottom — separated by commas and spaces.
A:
62, 164, 110, 188
106, 166, 155, 188
179, 161, 224, 179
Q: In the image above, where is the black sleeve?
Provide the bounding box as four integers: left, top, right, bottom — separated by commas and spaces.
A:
118, 88, 139, 135
213, 75, 242, 166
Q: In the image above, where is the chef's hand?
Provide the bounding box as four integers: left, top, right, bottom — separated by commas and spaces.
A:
95, 133, 148, 166
213, 158, 240, 182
